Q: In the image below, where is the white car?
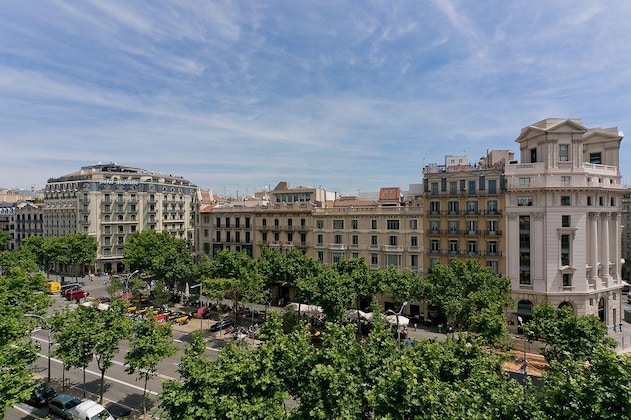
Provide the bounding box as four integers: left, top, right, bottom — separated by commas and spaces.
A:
71, 400, 114, 420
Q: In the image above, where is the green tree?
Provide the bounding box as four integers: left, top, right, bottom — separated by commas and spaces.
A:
537, 347, 631, 419
124, 230, 193, 289
0, 256, 50, 415
424, 258, 512, 344
309, 266, 356, 323
524, 303, 617, 363
0, 230, 10, 251
67, 233, 98, 279
161, 331, 288, 419
125, 317, 178, 417
52, 300, 133, 403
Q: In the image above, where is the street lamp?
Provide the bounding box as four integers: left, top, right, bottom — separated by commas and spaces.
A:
387, 301, 408, 349
25, 314, 51, 383
190, 283, 203, 331
124, 269, 140, 294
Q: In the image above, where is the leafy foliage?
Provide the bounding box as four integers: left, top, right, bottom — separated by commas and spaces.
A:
524, 304, 617, 363
125, 317, 178, 416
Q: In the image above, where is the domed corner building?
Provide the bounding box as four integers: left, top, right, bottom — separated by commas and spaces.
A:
505, 118, 626, 329
42, 163, 198, 275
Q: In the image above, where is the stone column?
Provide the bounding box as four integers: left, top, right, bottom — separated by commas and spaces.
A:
590, 213, 599, 280
601, 213, 611, 284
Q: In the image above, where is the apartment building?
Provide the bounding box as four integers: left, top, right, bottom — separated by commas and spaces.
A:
196, 182, 330, 260
312, 187, 423, 272
505, 118, 625, 326
422, 152, 508, 277
43, 163, 197, 274
11, 201, 44, 250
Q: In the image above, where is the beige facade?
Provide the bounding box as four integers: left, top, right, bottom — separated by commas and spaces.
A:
422, 154, 508, 277
622, 189, 631, 281
11, 201, 44, 250
505, 118, 626, 327
43, 164, 197, 273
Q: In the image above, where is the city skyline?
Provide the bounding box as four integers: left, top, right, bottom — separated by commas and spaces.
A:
1, 1, 630, 197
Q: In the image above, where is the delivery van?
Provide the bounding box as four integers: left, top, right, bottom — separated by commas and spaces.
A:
71, 400, 114, 420
46, 281, 61, 294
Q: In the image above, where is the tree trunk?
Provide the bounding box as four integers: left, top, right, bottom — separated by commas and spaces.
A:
143, 375, 148, 417
99, 368, 105, 404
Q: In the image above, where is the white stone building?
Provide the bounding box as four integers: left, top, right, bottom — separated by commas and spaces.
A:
505, 118, 626, 330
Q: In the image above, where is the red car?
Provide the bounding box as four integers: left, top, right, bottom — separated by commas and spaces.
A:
65, 288, 89, 300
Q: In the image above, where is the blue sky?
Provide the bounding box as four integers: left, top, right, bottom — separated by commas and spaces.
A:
1, 1, 630, 197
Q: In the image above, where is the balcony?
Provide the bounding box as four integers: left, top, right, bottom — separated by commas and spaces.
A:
328, 243, 347, 251
485, 230, 502, 236
382, 245, 404, 252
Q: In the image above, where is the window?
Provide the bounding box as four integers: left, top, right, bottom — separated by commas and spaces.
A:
487, 200, 498, 214
225, 217, 231, 228
371, 254, 378, 265
430, 239, 440, 252
130, 225, 136, 233
468, 240, 477, 254
561, 196, 570, 206
530, 148, 537, 163
599, 196, 604, 206
371, 235, 378, 246
467, 220, 477, 234
517, 197, 533, 206
216, 231, 221, 242
105, 215, 110, 222
104, 226, 111, 234
300, 218, 305, 228
274, 232, 279, 241
488, 241, 498, 256
587, 196, 593, 206
246, 217, 251, 228
316, 219, 324, 229
449, 240, 459, 254
561, 176, 571, 184
468, 180, 476, 194
235, 217, 241, 228
371, 219, 377, 229
318, 251, 324, 262
386, 254, 400, 267
204, 228, 209, 237
216, 217, 221, 228
317, 234, 323, 245
519, 216, 531, 285
559, 144, 569, 162
488, 179, 497, 194
589, 153, 601, 164
274, 218, 279, 227
411, 255, 418, 268
563, 273, 572, 287
466, 200, 478, 214
448, 201, 459, 214
431, 182, 439, 194
519, 177, 531, 187
104, 237, 111, 245
561, 234, 570, 266
562, 215, 571, 227
351, 219, 358, 229
411, 236, 418, 247
118, 226, 124, 233
352, 235, 359, 245
448, 220, 459, 234
245, 232, 250, 243
410, 219, 418, 230
333, 220, 344, 229
487, 261, 499, 274
611, 197, 616, 206
430, 220, 440, 233
387, 220, 400, 230
449, 182, 457, 194
334, 234, 342, 244
262, 232, 267, 242
487, 220, 497, 233
429, 201, 440, 214
389, 236, 398, 246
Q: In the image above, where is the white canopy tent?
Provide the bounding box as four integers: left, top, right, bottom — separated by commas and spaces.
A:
285, 302, 324, 315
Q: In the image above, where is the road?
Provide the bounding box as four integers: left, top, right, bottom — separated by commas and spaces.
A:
8, 274, 234, 419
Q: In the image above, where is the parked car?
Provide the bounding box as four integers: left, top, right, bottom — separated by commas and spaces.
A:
60, 283, 81, 296
48, 394, 82, 419
46, 281, 61, 294
622, 282, 630, 294
27, 381, 56, 408
209, 318, 235, 332
168, 311, 190, 324
71, 400, 114, 420
65, 288, 89, 300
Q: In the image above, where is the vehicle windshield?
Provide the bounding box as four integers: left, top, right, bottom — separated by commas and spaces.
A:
92, 410, 111, 420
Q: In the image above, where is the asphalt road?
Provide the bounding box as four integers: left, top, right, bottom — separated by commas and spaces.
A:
8, 275, 229, 419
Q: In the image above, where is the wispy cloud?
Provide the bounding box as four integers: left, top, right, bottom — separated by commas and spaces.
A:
0, 0, 630, 194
